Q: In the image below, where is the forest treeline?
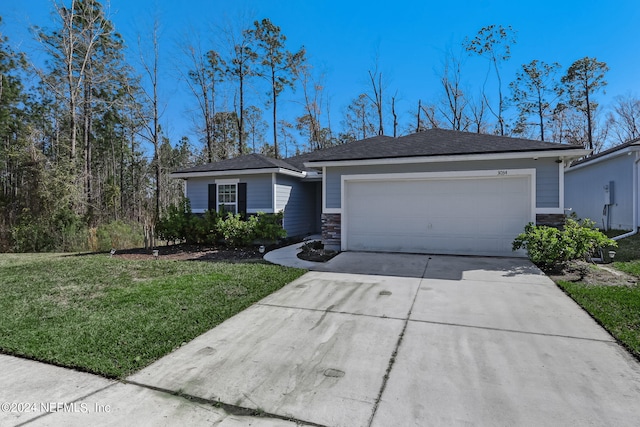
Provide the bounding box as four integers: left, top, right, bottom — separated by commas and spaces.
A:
1, 1, 638, 252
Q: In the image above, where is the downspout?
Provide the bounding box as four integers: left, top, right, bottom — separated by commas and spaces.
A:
612, 151, 640, 241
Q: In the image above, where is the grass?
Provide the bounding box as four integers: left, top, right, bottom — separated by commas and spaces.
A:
556, 280, 640, 359
0, 253, 304, 378
605, 229, 640, 263
603, 230, 640, 277
555, 230, 640, 360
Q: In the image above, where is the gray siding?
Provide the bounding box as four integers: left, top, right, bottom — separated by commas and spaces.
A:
565, 155, 634, 230
275, 175, 320, 237
185, 174, 273, 213
325, 158, 559, 209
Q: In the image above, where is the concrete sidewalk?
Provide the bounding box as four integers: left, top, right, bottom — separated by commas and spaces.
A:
3, 253, 640, 426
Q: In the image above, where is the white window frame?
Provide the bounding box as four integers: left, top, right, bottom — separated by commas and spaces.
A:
216, 180, 238, 215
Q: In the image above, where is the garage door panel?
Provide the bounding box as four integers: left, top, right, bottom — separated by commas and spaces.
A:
349, 215, 427, 234
345, 176, 532, 257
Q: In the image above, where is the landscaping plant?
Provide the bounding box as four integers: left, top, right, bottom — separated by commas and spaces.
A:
156, 199, 286, 247
512, 218, 616, 271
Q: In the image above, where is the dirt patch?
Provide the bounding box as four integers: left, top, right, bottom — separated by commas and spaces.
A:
111, 244, 264, 262
547, 260, 637, 287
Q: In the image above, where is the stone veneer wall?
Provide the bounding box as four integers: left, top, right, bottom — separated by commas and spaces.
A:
321, 213, 341, 251
536, 213, 566, 228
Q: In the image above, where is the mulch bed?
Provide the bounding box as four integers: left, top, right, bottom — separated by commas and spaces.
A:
111, 244, 264, 262
296, 240, 339, 263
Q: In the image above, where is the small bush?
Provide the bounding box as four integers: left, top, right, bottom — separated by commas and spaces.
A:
11, 207, 88, 252
156, 198, 192, 244
196, 209, 221, 244
94, 221, 145, 252
513, 218, 617, 271
250, 212, 287, 242
217, 213, 254, 247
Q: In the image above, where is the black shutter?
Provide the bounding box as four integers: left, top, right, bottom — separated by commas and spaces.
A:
238, 183, 247, 218
208, 184, 216, 212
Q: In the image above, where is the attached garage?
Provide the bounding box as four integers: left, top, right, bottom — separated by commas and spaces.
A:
342, 171, 535, 257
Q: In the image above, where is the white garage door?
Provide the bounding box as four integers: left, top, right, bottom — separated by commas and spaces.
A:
344, 175, 532, 257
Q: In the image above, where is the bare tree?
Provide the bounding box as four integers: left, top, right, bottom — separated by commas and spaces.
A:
367, 65, 384, 135
420, 102, 440, 129
437, 51, 469, 131
465, 25, 516, 135
35, 0, 112, 163
136, 17, 162, 223
179, 32, 225, 162
294, 63, 329, 150
468, 94, 488, 133
244, 105, 267, 153
391, 92, 398, 137
606, 94, 640, 144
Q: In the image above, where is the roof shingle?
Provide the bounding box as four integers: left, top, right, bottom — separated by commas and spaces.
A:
302, 129, 579, 163
173, 129, 583, 175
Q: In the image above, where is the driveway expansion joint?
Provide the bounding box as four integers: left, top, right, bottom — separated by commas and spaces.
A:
408, 318, 616, 343
124, 380, 327, 427
367, 256, 431, 426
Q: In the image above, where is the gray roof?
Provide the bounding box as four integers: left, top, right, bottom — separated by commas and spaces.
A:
173, 153, 303, 174
302, 129, 580, 163
569, 137, 640, 167
173, 129, 582, 175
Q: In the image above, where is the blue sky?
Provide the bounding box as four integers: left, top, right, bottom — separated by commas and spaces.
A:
2, 0, 639, 151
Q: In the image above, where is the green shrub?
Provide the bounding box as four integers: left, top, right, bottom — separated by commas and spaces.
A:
250, 212, 287, 242
156, 202, 287, 248
11, 208, 88, 252
11, 209, 53, 252
217, 213, 254, 247
156, 199, 192, 244
95, 220, 144, 251
513, 218, 617, 271
195, 209, 221, 244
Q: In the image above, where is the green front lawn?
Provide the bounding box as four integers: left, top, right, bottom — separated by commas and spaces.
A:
608, 230, 640, 277
605, 230, 640, 262
557, 231, 640, 360
557, 280, 640, 359
0, 254, 304, 378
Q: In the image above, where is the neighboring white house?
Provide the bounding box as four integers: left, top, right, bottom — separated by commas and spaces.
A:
565, 138, 640, 233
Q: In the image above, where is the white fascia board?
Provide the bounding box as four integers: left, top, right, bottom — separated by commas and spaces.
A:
565, 145, 640, 172
305, 149, 590, 168
170, 168, 306, 179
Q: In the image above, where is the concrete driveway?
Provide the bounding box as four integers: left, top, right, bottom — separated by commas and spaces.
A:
131, 253, 640, 426
7, 253, 640, 426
